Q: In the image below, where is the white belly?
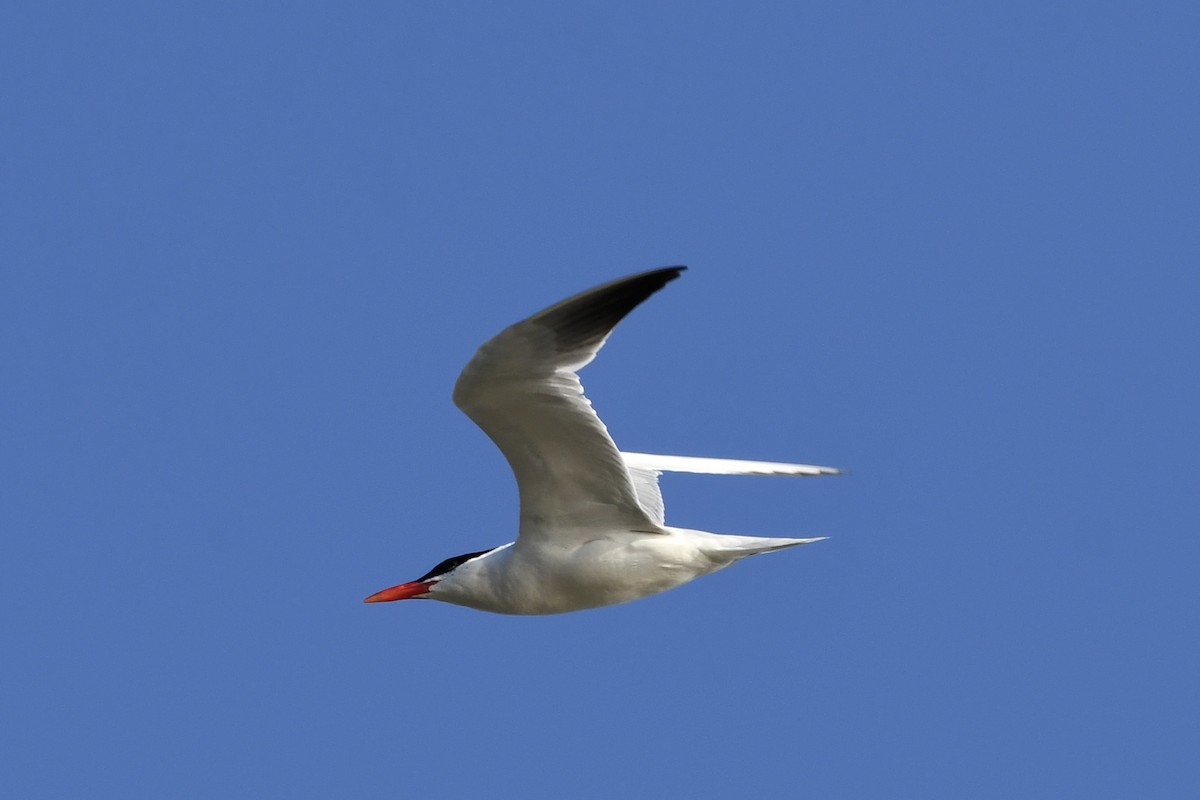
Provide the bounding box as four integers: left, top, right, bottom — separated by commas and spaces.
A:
431, 530, 734, 615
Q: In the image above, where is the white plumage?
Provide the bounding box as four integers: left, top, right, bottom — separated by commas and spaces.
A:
365, 267, 840, 614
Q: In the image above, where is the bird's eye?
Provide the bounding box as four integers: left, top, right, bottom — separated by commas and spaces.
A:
415, 548, 495, 582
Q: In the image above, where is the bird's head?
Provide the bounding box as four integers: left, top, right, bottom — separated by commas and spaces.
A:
363, 547, 499, 603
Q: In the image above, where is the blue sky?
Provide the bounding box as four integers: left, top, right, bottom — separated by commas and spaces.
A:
3, 2, 1198, 797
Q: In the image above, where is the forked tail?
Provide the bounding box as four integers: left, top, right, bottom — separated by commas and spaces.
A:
714, 534, 828, 557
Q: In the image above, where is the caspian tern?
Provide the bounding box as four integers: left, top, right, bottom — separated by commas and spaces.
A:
365, 266, 840, 614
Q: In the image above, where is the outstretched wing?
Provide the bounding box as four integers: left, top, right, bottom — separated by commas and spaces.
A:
452, 267, 685, 543
621, 452, 842, 525
621, 452, 841, 477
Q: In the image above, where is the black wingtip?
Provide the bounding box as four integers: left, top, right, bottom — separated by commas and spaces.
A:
531, 266, 687, 351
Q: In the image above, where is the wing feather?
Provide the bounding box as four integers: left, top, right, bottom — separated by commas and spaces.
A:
453, 267, 685, 541
619, 452, 842, 525
621, 452, 842, 477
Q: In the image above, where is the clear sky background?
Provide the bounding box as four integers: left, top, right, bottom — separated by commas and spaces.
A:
3, 2, 1198, 798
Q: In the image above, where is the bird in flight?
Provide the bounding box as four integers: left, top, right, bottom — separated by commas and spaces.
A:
365, 266, 840, 614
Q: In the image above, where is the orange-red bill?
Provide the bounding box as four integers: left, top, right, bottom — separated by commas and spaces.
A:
363, 580, 435, 603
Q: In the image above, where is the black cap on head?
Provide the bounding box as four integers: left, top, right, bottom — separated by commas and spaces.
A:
415, 547, 498, 582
